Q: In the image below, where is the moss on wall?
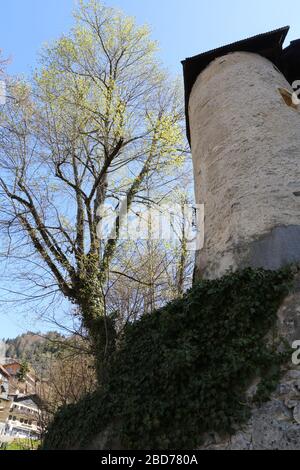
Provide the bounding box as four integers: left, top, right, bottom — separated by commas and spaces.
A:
43, 267, 294, 450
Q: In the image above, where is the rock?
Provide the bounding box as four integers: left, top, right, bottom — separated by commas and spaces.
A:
277, 383, 293, 396
285, 399, 298, 409
293, 405, 300, 424
230, 432, 252, 450
286, 370, 300, 380
295, 380, 300, 391
199, 275, 300, 450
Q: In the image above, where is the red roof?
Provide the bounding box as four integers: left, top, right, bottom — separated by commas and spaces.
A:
0, 364, 11, 379
2, 362, 21, 377
3, 361, 21, 367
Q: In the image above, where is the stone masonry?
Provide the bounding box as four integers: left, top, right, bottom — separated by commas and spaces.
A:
189, 51, 300, 279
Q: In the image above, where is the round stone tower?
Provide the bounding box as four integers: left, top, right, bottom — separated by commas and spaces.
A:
183, 27, 300, 279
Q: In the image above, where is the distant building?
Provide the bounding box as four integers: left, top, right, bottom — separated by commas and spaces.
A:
0, 366, 11, 436
3, 361, 21, 377
0, 365, 10, 397
0, 361, 43, 442
3, 395, 42, 440
0, 397, 11, 437
2, 361, 37, 395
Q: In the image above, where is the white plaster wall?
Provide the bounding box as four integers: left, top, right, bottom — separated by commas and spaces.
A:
189, 52, 300, 278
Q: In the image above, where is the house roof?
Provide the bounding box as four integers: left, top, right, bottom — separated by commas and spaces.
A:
0, 364, 11, 379
181, 26, 300, 145
13, 394, 43, 408
2, 362, 21, 377
3, 361, 21, 368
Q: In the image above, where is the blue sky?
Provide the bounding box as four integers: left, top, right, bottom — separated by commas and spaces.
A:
1, 0, 300, 338
1, 0, 300, 77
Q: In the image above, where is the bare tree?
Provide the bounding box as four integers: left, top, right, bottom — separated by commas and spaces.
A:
105, 185, 194, 333
0, 1, 188, 380
38, 343, 96, 413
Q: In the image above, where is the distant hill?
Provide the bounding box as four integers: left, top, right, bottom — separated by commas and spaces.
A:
3, 332, 66, 376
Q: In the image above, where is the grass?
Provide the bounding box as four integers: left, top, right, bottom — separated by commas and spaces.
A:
0, 438, 41, 450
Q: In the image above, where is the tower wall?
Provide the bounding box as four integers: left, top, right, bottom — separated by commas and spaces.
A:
189, 51, 300, 278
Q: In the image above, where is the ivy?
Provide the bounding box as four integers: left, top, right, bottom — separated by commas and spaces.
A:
43, 267, 294, 450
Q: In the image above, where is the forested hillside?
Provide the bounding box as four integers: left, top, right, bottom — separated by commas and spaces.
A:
3, 332, 66, 374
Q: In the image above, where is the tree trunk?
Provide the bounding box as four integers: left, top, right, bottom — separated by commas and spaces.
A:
74, 255, 116, 383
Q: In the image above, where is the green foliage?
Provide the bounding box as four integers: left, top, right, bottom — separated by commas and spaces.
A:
16, 360, 30, 382
0, 439, 40, 451
43, 267, 293, 450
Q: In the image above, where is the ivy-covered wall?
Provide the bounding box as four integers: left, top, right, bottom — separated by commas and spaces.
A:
43, 267, 294, 450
